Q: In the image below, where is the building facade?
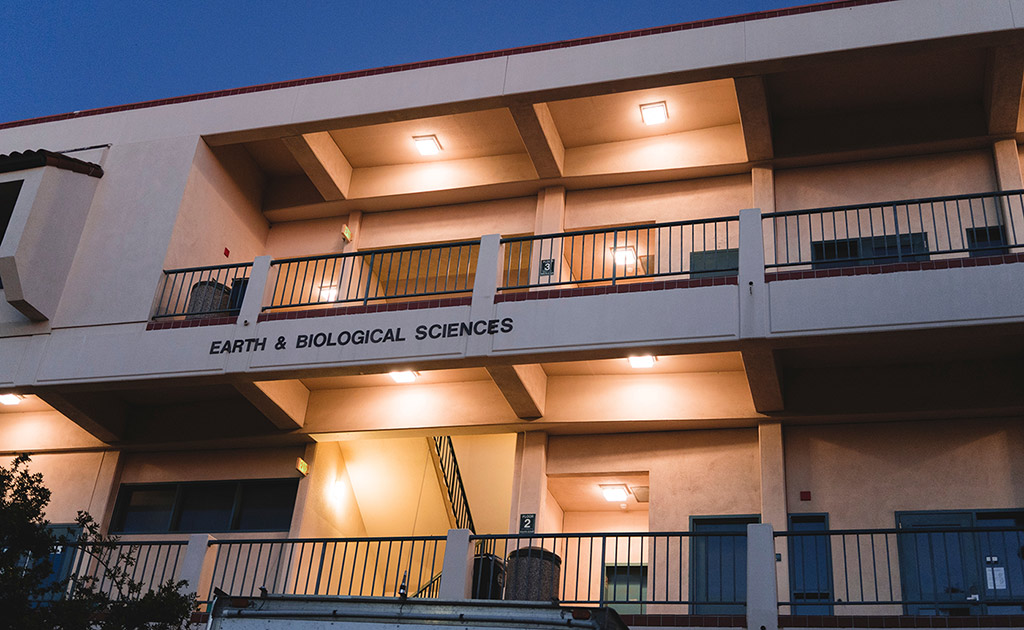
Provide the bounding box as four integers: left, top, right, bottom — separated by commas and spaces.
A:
1, 0, 1023, 624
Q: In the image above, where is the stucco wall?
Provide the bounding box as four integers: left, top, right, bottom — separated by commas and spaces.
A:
119, 447, 304, 483
785, 418, 1024, 528
547, 429, 760, 531
291, 441, 367, 538
21, 450, 116, 523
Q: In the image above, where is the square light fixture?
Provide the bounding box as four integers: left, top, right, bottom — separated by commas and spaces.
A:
639, 101, 668, 126
628, 355, 656, 369
612, 246, 637, 266
413, 135, 442, 156
0, 394, 23, 405
600, 484, 630, 502
389, 370, 418, 384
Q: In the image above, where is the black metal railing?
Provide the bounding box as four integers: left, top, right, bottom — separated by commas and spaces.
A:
265, 241, 479, 310
152, 263, 252, 319
207, 536, 446, 601
433, 436, 475, 533
470, 531, 747, 613
776, 526, 1024, 615
763, 190, 1024, 271
37, 540, 186, 602
500, 217, 740, 291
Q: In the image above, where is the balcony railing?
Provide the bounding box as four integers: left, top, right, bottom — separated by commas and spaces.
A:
471, 531, 746, 613
499, 217, 739, 291
206, 535, 446, 602
38, 540, 187, 602
152, 262, 252, 319
776, 526, 1024, 616
763, 190, 1024, 270
265, 241, 479, 310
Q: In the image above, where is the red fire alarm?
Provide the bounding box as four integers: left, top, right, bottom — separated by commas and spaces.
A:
799, 491, 812, 501
223, 247, 230, 258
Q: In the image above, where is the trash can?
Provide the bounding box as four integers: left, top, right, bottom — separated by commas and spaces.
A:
472, 553, 505, 599
187, 280, 231, 318
504, 546, 561, 602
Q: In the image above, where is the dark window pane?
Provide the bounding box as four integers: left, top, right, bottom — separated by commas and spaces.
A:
176, 483, 235, 532
965, 226, 1007, 257
690, 248, 739, 278
236, 480, 298, 531
116, 487, 176, 532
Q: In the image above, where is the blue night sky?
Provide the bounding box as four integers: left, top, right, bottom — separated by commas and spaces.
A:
1, 1, 801, 124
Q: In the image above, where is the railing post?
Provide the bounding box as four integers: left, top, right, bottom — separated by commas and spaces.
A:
746, 523, 779, 630
178, 533, 217, 601
438, 528, 474, 600
236, 256, 271, 326
738, 208, 767, 340
466, 235, 502, 358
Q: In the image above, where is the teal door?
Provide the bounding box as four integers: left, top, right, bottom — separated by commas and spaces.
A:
787, 514, 833, 614
691, 516, 758, 614
897, 510, 1024, 615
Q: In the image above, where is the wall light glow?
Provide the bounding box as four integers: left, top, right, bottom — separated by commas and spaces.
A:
628, 355, 656, 369
390, 371, 418, 384
612, 246, 637, 266
318, 284, 339, 302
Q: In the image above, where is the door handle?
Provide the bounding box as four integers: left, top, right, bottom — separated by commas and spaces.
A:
966, 594, 980, 602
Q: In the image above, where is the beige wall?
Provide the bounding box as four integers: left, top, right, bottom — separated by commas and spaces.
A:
774, 150, 997, 212
22, 451, 118, 523
163, 140, 269, 271
358, 197, 535, 249
291, 441, 366, 538
785, 418, 1024, 528
547, 429, 761, 532
450, 433, 516, 535
266, 216, 352, 259
565, 174, 752, 229
119, 447, 304, 483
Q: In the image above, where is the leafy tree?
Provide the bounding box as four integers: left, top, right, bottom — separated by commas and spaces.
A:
0, 455, 197, 630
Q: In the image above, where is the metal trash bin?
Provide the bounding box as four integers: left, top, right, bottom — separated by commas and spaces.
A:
471, 553, 505, 599
504, 547, 560, 602
187, 280, 231, 318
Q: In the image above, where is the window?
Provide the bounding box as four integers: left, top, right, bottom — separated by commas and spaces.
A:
111, 479, 299, 533
605, 564, 647, 615
690, 248, 739, 278
965, 226, 1007, 258
811, 232, 929, 269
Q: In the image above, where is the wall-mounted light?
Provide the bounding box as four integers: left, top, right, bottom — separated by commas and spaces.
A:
628, 355, 656, 369
612, 246, 637, 266
390, 371, 418, 384
0, 394, 23, 406
639, 101, 668, 126
413, 135, 442, 156
318, 284, 339, 302
600, 484, 630, 502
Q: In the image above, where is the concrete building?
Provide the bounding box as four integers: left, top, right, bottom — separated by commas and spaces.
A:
1, 0, 1023, 626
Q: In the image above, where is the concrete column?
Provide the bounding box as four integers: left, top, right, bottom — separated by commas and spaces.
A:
738, 208, 767, 339
178, 533, 217, 600
529, 187, 573, 288
759, 422, 790, 611
438, 528, 474, 600
992, 140, 1024, 251
746, 523, 779, 630
466, 234, 503, 357
507, 432, 560, 534
236, 255, 271, 327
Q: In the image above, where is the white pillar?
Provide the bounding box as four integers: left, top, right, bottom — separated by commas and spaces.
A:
746, 523, 779, 630
178, 533, 217, 601
438, 528, 474, 600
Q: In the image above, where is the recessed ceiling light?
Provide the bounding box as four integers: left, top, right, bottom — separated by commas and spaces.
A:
390, 371, 418, 384
0, 394, 23, 406
639, 101, 668, 126
413, 135, 442, 156
612, 246, 637, 266
628, 355, 656, 369
600, 484, 630, 502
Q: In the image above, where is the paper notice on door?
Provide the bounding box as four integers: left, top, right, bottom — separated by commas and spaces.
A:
987, 567, 994, 589
993, 567, 1007, 590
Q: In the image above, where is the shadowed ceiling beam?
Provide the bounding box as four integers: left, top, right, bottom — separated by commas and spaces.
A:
734, 76, 773, 162
984, 44, 1024, 135
283, 132, 353, 200
509, 103, 565, 178
741, 346, 784, 413
235, 379, 309, 430
486, 363, 547, 419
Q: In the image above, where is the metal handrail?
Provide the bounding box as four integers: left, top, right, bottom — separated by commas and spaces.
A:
761, 189, 1024, 219
266, 240, 480, 310
433, 436, 475, 533
152, 262, 253, 320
